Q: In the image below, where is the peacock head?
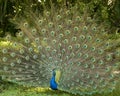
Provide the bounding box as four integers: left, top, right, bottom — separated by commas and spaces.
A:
51, 68, 61, 84
52, 68, 56, 77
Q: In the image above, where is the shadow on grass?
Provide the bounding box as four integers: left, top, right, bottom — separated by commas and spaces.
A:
0, 80, 74, 96
0, 79, 120, 96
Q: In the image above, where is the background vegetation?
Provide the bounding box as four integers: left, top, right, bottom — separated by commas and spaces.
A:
0, 0, 120, 37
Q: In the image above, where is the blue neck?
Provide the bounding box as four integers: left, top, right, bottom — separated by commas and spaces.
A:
50, 70, 58, 90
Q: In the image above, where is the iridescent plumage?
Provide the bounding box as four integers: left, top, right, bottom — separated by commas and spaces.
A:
50, 70, 58, 90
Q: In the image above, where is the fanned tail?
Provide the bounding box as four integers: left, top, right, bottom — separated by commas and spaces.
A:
0, 3, 120, 95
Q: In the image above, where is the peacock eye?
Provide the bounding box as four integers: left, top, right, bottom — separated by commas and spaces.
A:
32, 28, 37, 34
19, 31, 24, 37
38, 19, 43, 25
68, 45, 72, 50
33, 55, 38, 59
25, 56, 30, 61
41, 29, 46, 33
92, 26, 97, 31
74, 26, 79, 31
66, 10, 70, 15
56, 15, 61, 20
48, 22, 53, 28
75, 16, 82, 21
67, 20, 72, 25
2, 48, 8, 54
87, 35, 92, 40
57, 25, 62, 30
65, 30, 70, 35
28, 47, 33, 52
2, 57, 7, 62
24, 38, 30, 43
16, 59, 22, 64
23, 22, 28, 27
46, 11, 50, 16
10, 52, 16, 57
83, 26, 88, 31
51, 31, 55, 36
6, 35, 11, 40
10, 62, 15, 67
35, 38, 40, 43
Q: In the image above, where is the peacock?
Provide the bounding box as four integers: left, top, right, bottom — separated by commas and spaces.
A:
0, 2, 120, 96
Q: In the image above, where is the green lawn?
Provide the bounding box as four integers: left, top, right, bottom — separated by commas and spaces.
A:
0, 81, 74, 96
0, 81, 120, 96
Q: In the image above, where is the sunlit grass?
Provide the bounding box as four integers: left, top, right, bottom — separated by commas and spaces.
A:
0, 81, 120, 96
0, 81, 74, 96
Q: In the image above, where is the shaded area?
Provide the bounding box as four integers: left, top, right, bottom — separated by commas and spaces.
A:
0, 80, 120, 96
0, 0, 120, 37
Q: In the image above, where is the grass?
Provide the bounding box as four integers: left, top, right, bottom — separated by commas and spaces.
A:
0, 81, 74, 96
0, 80, 120, 96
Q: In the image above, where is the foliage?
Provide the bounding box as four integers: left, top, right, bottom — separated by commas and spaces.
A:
0, 0, 120, 36
0, 0, 16, 37
108, 0, 120, 27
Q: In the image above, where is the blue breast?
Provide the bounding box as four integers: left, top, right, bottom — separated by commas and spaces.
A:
50, 70, 58, 90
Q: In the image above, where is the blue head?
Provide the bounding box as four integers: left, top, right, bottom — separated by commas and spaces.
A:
50, 69, 58, 90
